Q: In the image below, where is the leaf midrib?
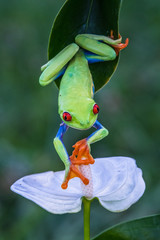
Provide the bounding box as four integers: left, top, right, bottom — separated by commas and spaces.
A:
84, 0, 94, 33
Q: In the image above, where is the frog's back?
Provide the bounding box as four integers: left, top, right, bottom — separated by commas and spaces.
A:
59, 50, 94, 101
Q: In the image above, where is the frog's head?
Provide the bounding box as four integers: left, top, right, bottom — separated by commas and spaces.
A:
59, 97, 99, 130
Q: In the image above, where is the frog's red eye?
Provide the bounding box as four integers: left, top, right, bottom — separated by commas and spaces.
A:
63, 112, 72, 121
93, 104, 99, 114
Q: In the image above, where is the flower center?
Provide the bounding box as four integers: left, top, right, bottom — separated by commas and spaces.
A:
79, 165, 93, 199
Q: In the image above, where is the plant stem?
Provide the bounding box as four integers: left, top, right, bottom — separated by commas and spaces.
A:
83, 197, 91, 240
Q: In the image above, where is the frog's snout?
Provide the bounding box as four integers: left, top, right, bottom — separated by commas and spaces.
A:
79, 120, 92, 129
80, 120, 90, 126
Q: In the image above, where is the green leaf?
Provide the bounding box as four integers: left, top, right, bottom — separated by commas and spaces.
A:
48, 0, 122, 92
92, 214, 160, 240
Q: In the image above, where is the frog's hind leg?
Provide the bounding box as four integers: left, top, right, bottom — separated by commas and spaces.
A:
75, 33, 128, 63
109, 30, 129, 56
75, 34, 117, 63
83, 50, 109, 64
54, 123, 91, 190
39, 43, 79, 86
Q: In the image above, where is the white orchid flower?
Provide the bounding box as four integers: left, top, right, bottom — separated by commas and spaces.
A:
11, 156, 145, 214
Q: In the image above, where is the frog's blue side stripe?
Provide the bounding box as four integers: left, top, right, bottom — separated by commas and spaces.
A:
54, 67, 66, 81
84, 50, 105, 64
91, 78, 95, 96
54, 52, 103, 83
92, 82, 95, 95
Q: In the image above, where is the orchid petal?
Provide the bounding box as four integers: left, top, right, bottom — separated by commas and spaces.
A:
92, 158, 145, 212
11, 171, 82, 214
11, 157, 145, 214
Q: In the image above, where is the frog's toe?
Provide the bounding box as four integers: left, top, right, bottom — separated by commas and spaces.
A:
112, 38, 129, 55
61, 139, 95, 189
61, 164, 89, 189
72, 139, 95, 165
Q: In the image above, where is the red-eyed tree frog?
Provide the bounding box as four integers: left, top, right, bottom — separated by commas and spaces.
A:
39, 32, 128, 189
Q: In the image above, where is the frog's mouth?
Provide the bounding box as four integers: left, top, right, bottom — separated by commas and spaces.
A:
64, 117, 98, 131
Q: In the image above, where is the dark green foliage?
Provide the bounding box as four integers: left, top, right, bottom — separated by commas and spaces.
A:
93, 215, 160, 240
48, 0, 121, 92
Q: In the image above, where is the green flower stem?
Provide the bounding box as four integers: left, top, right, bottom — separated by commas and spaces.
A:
83, 197, 91, 240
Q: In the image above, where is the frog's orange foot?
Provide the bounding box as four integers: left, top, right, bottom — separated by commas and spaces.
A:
109, 30, 129, 56
110, 30, 121, 40
61, 164, 89, 189
61, 139, 95, 189
71, 139, 95, 165
113, 38, 129, 55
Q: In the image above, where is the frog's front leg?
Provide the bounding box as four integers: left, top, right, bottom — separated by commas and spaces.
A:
54, 122, 89, 189
65, 121, 108, 187
53, 122, 70, 181
39, 43, 79, 86
75, 32, 128, 63
71, 120, 108, 165
87, 120, 109, 145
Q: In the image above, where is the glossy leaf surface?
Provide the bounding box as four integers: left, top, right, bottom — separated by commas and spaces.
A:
48, 0, 122, 92
93, 215, 160, 240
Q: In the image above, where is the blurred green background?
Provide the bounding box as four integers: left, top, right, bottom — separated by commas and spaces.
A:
0, 0, 160, 239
